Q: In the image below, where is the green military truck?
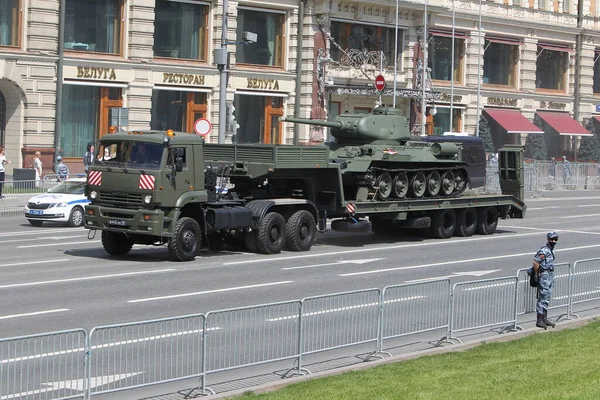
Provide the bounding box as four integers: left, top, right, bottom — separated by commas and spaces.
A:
84, 130, 525, 261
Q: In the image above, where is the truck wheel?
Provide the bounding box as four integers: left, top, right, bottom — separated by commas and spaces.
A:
168, 217, 201, 261
101, 231, 133, 256
256, 212, 286, 254
286, 210, 316, 251
476, 207, 498, 235
454, 208, 477, 237
244, 231, 258, 252
68, 206, 84, 227
430, 209, 456, 239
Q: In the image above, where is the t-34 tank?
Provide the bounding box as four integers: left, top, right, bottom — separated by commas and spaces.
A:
281, 106, 469, 201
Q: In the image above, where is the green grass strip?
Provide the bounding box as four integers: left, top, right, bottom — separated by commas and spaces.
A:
236, 319, 600, 400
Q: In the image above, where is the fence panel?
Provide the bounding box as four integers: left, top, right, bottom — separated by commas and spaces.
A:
380, 280, 450, 342
88, 314, 205, 396
449, 277, 518, 339
516, 262, 571, 315
571, 258, 600, 313
204, 301, 300, 373
300, 289, 380, 356
0, 329, 86, 400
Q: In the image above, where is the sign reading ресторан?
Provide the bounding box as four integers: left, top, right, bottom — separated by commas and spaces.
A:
163, 73, 205, 85
247, 78, 280, 90
77, 66, 117, 80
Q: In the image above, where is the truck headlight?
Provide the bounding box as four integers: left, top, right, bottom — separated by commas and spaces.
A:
90, 191, 98, 199
144, 195, 152, 204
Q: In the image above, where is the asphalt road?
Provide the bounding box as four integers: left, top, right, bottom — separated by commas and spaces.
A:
2, 190, 599, 339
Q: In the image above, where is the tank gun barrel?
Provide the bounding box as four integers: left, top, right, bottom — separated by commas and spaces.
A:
280, 116, 343, 130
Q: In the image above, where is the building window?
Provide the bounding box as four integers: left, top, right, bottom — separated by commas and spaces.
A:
234, 95, 283, 144
563, 0, 571, 13
150, 91, 207, 133
236, 9, 285, 67
329, 22, 400, 68
154, 0, 208, 61
429, 35, 464, 83
433, 108, 461, 135
594, 52, 600, 94
0, 0, 20, 47
64, 0, 123, 54
536, 46, 568, 91
60, 86, 123, 158
483, 40, 519, 87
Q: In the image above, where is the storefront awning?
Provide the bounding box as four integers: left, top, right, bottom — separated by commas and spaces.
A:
536, 112, 592, 136
485, 37, 520, 46
537, 43, 574, 53
429, 29, 467, 40
483, 109, 543, 134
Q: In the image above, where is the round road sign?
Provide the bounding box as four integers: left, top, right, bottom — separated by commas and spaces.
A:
194, 118, 211, 136
375, 74, 386, 91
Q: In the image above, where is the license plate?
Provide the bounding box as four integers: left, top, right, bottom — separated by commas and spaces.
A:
29, 210, 43, 215
108, 219, 126, 226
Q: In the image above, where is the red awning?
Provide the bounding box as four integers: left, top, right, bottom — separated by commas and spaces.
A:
486, 37, 520, 46
429, 29, 467, 40
536, 112, 592, 136
537, 43, 574, 53
483, 109, 543, 134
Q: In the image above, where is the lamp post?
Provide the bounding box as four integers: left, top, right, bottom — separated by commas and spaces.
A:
475, 0, 482, 137
393, 0, 399, 108
420, 0, 428, 136
217, 0, 229, 144
449, 0, 455, 132
55, 0, 66, 155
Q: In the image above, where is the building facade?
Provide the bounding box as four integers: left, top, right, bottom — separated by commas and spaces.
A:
1, 0, 600, 175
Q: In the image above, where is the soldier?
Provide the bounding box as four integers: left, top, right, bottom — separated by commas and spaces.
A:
532, 231, 559, 329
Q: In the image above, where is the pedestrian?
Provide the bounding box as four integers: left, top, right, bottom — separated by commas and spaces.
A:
56, 156, 69, 181
83, 143, 95, 173
0, 146, 11, 199
550, 157, 557, 179
532, 231, 559, 329
32, 151, 43, 187
562, 156, 571, 185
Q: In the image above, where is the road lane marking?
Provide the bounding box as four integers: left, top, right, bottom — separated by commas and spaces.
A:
0, 228, 82, 237
577, 204, 599, 207
0, 235, 83, 244
404, 270, 501, 284
282, 258, 385, 271
0, 269, 175, 289
498, 226, 600, 235
17, 240, 100, 248
128, 281, 294, 303
0, 309, 69, 320
339, 244, 600, 277
526, 206, 561, 210
0, 259, 69, 268
559, 213, 600, 219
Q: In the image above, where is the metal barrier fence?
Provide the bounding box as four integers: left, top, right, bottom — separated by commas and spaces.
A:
3, 260, 600, 399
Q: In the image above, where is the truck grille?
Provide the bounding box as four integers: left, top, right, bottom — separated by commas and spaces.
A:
98, 191, 143, 206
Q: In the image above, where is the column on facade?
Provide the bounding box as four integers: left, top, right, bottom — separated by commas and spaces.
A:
464, 29, 484, 134
127, 80, 153, 131
129, 0, 156, 61
520, 37, 538, 94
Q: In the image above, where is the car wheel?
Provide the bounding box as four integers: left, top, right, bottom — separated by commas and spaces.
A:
68, 206, 84, 227
28, 220, 43, 227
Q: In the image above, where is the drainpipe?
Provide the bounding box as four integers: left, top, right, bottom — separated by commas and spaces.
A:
573, 0, 584, 161
54, 0, 66, 157
293, 0, 307, 145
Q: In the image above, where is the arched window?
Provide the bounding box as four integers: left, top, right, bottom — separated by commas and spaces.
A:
0, 90, 6, 147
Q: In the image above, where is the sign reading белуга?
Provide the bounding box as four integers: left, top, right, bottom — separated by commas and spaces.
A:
247, 78, 280, 90
77, 66, 117, 80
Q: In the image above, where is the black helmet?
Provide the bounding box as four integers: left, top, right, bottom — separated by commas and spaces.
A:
547, 231, 559, 240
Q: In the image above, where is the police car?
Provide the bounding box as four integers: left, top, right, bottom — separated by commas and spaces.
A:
24, 178, 90, 227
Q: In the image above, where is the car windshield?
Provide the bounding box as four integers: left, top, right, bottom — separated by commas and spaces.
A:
95, 140, 164, 170
48, 181, 86, 195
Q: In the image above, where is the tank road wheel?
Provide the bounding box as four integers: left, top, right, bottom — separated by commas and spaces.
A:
256, 212, 287, 254
168, 217, 201, 261
441, 170, 456, 196
375, 172, 393, 200
426, 171, 442, 197
286, 210, 317, 251
101, 231, 134, 256
454, 170, 468, 195
393, 172, 409, 199
476, 206, 499, 235
430, 209, 456, 239
409, 172, 426, 198
454, 208, 477, 237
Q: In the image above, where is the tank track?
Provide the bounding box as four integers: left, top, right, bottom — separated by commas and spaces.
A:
357, 165, 469, 200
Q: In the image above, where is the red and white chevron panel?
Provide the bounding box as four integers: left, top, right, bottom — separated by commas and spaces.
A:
346, 202, 356, 214
88, 171, 102, 186
139, 174, 156, 190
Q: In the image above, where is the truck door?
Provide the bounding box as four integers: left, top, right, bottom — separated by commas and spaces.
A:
498, 145, 524, 208
164, 146, 194, 192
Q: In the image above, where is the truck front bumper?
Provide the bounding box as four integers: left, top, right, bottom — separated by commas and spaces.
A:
84, 205, 173, 236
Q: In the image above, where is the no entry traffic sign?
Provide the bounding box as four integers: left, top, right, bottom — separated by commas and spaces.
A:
194, 118, 211, 136
375, 74, 386, 91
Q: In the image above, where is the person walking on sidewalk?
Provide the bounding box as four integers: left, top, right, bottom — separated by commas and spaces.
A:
533, 231, 559, 329
0, 146, 12, 199
32, 151, 43, 187
56, 156, 69, 182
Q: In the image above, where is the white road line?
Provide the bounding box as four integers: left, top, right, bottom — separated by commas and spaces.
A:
577, 204, 599, 208
499, 226, 600, 235
17, 240, 100, 248
0, 228, 80, 237
0, 269, 175, 289
559, 213, 600, 219
0, 235, 83, 244
128, 280, 294, 303
0, 309, 69, 321
0, 259, 69, 268
526, 206, 562, 210
339, 244, 600, 277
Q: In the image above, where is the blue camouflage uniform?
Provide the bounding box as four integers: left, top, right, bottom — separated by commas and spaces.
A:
534, 243, 555, 314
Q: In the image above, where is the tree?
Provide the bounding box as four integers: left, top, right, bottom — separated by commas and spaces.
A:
578, 134, 600, 162
478, 115, 495, 153
524, 133, 548, 160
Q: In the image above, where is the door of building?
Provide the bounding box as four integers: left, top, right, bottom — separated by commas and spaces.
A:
0, 90, 6, 146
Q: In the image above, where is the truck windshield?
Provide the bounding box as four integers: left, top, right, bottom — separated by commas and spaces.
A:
95, 141, 164, 170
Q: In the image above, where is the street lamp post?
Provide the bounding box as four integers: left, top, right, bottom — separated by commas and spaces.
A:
475, 0, 482, 137
393, 0, 399, 108
420, 0, 428, 136
55, 0, 66, 155
217, 0, 229, 144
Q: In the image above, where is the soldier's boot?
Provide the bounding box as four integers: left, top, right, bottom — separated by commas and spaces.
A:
543, 311, 555, 328
536, 313, 547, 330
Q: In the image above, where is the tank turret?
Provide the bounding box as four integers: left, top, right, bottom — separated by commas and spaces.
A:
282, 107, 471, 201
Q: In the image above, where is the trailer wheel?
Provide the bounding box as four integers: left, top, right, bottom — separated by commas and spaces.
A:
168, 217, 201, 261
256, 212, 286, 254
454, 208, 477, 237
430, 209, 456, 239
102, 231, 133, 256
286, 210, 316, 251
244, 231, 258, 252
476, 207, 498, 235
